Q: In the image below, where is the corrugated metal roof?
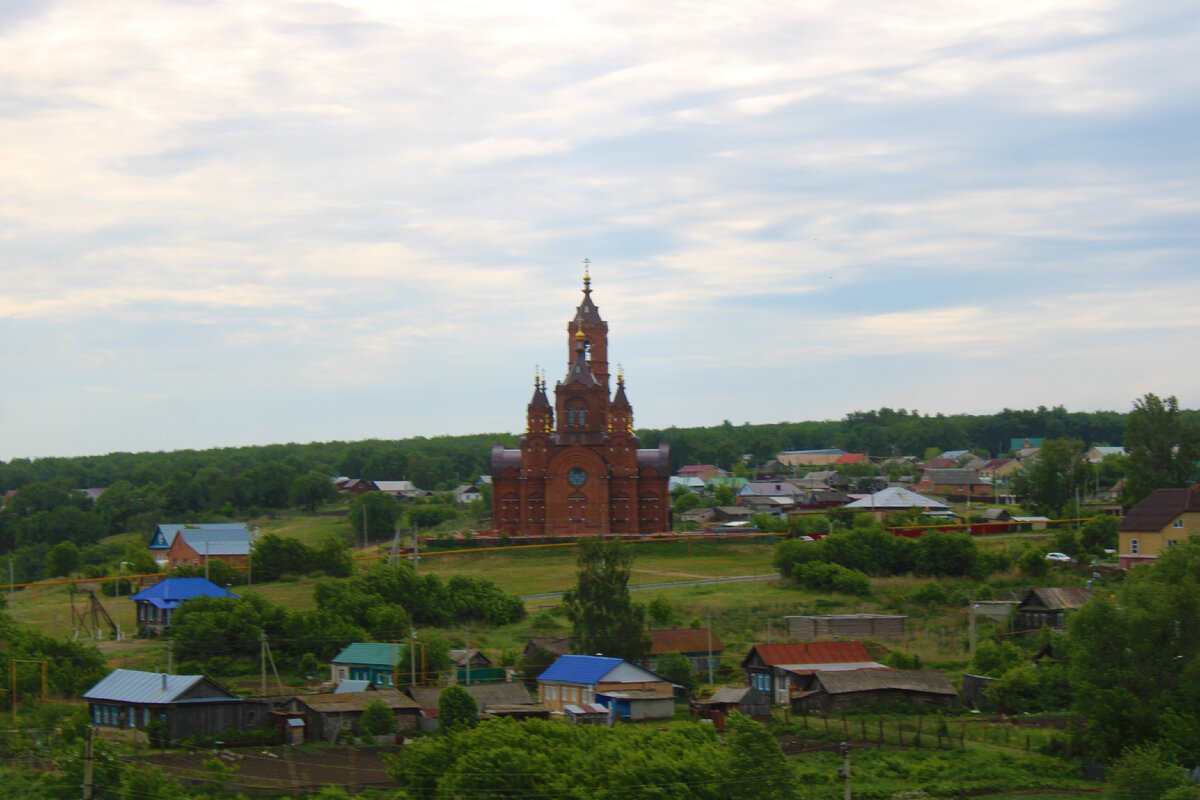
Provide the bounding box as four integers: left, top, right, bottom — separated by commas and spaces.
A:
746, 642, 872, 668
129, 578, 237, 604
464, 682, 533, 707
331, 642, 407, 667
177, 529, 252, 556
783, 662, 888, 675
843, 487, 949, 509
596, 689, 673, 700
537, 655, 624, 684
334, 680, 372, 694
151, 522, 250, 549
814, 668, 956, 696
564, 703, 608, 715
83, 669, 233, 704
647, 628, 724, 656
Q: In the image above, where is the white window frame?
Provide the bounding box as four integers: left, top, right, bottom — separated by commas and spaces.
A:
1174, 519, 1184, 528
1131, 539, 1139, 555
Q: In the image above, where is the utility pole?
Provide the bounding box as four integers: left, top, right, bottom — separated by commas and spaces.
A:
465, 632, 470, 685
363, 503, 368, 550
969, 598, 977, 655
204, 541, 210, 582
838, 742, 851, 800
260, 631, 267, 697
412, 524, 419, 567
82, 725, 95, 800
707, 612, 714, 685
167, 639, 174, 674
410, 628, 417, 687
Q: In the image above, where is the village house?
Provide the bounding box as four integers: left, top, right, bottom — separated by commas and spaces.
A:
129, 577, 236, 636
1118, 488, 1200, 569
913, 468, 992, 500
84, 669, 268, 741
643, 628, 724, 674
148, 523, 251, 565
536, 655, 673, 719
330, 642, 407, 687
1014, 587, 1093, 631
775, 450, 848, 468
675, 465, 729, 481
741, 642, 887, 706
284, 690, 421, 742
165, 526, 252, 570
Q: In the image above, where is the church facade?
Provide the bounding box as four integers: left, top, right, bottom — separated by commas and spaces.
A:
491, 274, 671, 536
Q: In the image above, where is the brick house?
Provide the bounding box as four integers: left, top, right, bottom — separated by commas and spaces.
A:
165, 527, 252, 569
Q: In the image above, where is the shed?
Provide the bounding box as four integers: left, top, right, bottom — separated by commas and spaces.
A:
691, 686, 771, 729
564, 703, 611, 725
595, 689, 675, 722
796, 669, 958, 712
784, 614, 906, 641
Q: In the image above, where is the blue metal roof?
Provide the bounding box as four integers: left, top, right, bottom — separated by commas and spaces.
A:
129, 578, 237, 604
536, 655, 624, 684
83, 669, 234, 704
150, 523, 250, 550
331, 642, 408, 667
177, 529, 252, 556
334, 680, 373, 693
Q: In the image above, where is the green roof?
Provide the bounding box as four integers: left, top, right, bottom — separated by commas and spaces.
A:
331, 642, 408, 668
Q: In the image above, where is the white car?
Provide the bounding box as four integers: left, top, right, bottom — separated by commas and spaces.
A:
1045, 552, 1072, 564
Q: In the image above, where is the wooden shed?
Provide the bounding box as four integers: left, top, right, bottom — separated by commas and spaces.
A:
691, 686, 771, 729
285, 689, 421, 742
784, 614, 907, 641
794, 669, 958, 713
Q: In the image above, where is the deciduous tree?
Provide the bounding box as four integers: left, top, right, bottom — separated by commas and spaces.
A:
1122, 393, 1200, 505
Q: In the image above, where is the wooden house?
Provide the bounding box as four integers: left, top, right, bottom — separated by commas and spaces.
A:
129, 577, 237, 636
84, 669, 269, 742
643, 628, 724, 674
284, 690, 421, 742
1014, 587, 1092, 631
330, 642, 407, 687
741, 642, 886, 705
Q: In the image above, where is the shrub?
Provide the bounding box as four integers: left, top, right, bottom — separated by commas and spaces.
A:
795, 561, 871, 596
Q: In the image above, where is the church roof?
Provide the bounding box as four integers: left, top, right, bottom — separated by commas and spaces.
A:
612, 376, 630, 407
529, 379, 551, 407
561, 338, 598, 387
574, 273, 603, 324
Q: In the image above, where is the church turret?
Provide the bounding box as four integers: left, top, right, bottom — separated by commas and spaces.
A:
526, 371, 552, 434
567, 260, 609, 390
609, 366, 633, 434
556, 330, 607, 440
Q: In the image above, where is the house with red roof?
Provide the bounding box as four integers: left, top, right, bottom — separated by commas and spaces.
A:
1118, 488, 1200, 569
741, 642, 887, 705
642, 628, 724, 674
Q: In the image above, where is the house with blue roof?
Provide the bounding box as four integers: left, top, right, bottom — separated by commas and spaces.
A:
330, 642, 411, 687
129, 578, 236, 636
84, 668, 268, 741
536, 655, 674, 720
149, 523, 251, 554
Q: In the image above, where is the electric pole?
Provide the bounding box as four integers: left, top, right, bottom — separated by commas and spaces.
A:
838, 741, 851, 800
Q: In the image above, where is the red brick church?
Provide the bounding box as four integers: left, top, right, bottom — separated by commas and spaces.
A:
491, 271, 671, 536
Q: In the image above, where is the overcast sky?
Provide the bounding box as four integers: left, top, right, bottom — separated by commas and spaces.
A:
2, 0, 1198, 460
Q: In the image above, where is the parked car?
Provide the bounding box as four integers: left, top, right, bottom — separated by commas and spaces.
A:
1045, 552, 1072, 563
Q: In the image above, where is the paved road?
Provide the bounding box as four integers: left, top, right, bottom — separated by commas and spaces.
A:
522, 573, 781, 601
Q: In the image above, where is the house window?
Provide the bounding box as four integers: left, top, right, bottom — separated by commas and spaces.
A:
1168, 540, 1178, 548
1174, 519, 1184, 528
547, 686, 558, 700
1131, 539, 1139, 555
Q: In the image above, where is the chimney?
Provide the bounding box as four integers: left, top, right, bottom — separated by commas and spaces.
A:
161, 673, 167, 691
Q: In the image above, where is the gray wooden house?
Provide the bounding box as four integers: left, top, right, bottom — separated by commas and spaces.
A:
1015, 587, 1093, 632
84, 669, 269, 741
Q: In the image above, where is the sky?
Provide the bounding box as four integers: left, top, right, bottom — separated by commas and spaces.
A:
2, 0, 1198, 460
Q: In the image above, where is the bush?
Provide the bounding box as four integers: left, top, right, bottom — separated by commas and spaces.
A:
794, 561, 871, 595
360, 699, 397, 737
